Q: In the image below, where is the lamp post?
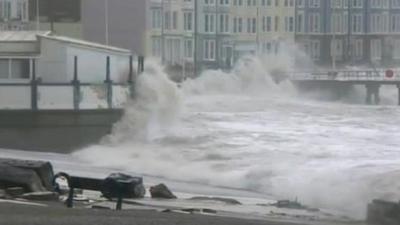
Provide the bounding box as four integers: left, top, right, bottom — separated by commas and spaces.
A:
36, 0, 40, 30
105, 0, 109, 45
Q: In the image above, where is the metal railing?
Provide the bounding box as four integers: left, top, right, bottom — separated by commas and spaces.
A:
289, 69, 400, 82
0, 56, 145, 111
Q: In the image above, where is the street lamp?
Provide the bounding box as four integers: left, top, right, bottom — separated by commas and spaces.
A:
105, 0, 109, 45
36, 0, 40, 31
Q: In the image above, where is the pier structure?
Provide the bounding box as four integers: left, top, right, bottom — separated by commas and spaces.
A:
289, 70, 400, 105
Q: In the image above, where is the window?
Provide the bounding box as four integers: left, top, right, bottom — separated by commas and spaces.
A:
331, 13, 343, 33
151, 37, 162, 57
351, 14, 363, 33
238, 17, 243, 32
309, 0, 320, 8
0, 59, 30, 79
394, 0, 400, 8
220, 0, 230, 5
285, 16, 294, 32
165, 39, 181, 64
262, 16, 272, 32
252, 18, 257, 33
204, 0, 215, 5
233, 17, 237, 32
164, 11, 171, 30
391, 14, 400, 32
331, 39, 343, 60
0, 0, 29, 22
393, 39, 400, 59
184, 12, 193, 31
297, 0, 304, 7
370, 39, 382, 60
352, 0, 363, 8
36, 0, 81, 23
310, 40, 320, 60
352, 39, 363, 59
204, 40, 215, 60
308, 13, 320, 33
204, 14, 215, 32
296, 13, 304, 32
151, 9, 162, 29
184, 39, 193, 58
219, 14, 229, 32
274, 16, 279, 31
172, 11, 178, 30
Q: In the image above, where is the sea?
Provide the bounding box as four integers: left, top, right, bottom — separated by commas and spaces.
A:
3, 56, 400, 220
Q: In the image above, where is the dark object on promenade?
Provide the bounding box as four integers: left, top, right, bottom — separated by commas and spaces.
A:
0, 158, 54, 194
367, 199, 400, 225
54, 172, 145, 210
102, 173, 145, 199
150, 183, 177, 199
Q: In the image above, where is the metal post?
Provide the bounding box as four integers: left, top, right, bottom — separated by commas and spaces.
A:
36, 0, 40, 31
72, 56, 80, 110
116, 191, 123, 210
137, 56, 144, 75
105, 56, 113, 109
128, 55, 135, 98
105, 0, 109, 45
66, 187, 74, 208
397, 84, 400, 106
31, 60, 38, 111
49, 0, 54, 32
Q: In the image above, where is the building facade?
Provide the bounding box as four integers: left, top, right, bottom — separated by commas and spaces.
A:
295, 0, 400, 68
0, 0, 82, 38
147, 0, 296, 76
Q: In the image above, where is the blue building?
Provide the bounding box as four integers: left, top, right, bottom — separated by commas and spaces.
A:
295, 0, 400, 68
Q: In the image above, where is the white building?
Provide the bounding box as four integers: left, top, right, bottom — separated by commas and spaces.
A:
0, 31, 132, 110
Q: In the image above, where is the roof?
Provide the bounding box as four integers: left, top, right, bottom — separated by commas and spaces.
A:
0, 31, 51, 42
37, 34, 131, 55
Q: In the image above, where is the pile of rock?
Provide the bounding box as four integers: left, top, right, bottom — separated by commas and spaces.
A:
0, 158, 58, 201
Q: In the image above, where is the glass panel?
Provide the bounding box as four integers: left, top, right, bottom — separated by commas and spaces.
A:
0, 59, 9, 79
10, 59, 30, 79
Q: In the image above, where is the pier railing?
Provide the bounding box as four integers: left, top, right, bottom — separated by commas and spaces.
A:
289, 69, 400, 82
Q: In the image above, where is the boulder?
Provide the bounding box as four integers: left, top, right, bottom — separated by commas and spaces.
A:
149, 183, 177, 199
0, 158, 54, 193
0, 165, 47, 193
21, 192, 59, 201
101, 173, 145, 199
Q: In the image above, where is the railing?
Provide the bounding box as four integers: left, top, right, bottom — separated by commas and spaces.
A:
289, 69, 400, 82
0, 55, 145, 111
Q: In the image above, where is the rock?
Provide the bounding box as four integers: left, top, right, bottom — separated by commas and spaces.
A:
189, 196, 241, 205
101, 173, 145, 199
0, 165, 46, 192
21, 192, 59, 201
5, 187, 25, 197
0, 158, 54, 192
149, 183, 177, 199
